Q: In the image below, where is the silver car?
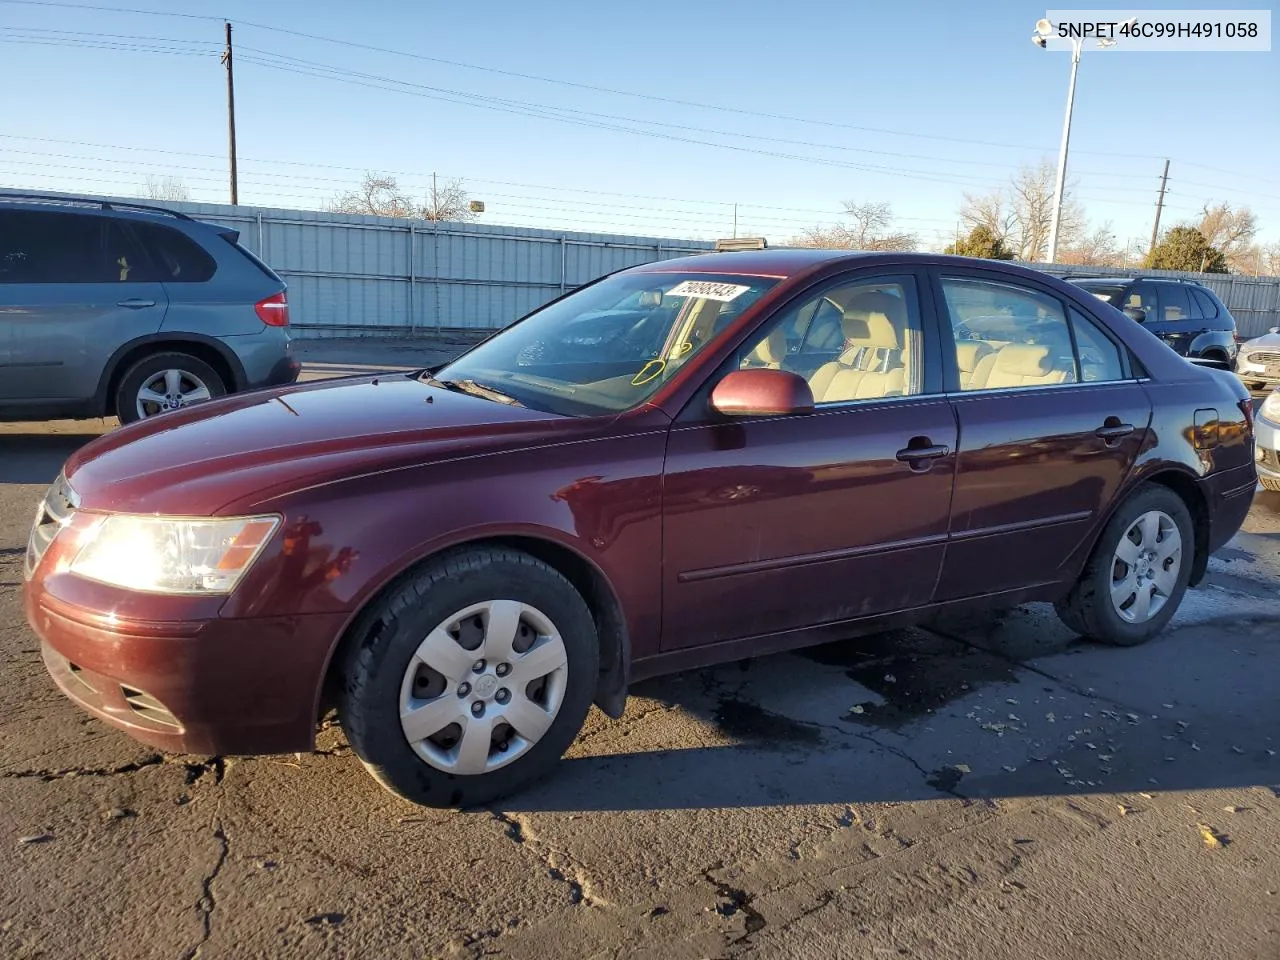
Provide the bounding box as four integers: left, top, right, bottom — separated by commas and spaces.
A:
0, 192, 299, 424
1255, 388, 1280, 492
1236, 325, 1280, 392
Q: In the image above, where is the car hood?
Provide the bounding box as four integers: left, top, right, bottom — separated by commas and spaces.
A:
1242, 332, 1280, 350
63, 374, 591, 516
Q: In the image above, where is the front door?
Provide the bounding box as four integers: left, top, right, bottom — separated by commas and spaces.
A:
931, 269, 1153, 600
0, 208, 168, 403
660, 271, 957, 651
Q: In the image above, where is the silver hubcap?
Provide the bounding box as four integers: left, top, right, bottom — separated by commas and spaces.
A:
136, 369, 212, 418
1111, 510, 1182, 624
399, 600, 568, 775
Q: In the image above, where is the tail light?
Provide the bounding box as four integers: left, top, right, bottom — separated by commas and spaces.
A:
255, 291, 289, 327
1233, 331, 1244, 344
1239, 398, 1255, 436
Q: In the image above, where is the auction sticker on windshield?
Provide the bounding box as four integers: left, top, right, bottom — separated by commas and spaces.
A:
666, 280, 752, 302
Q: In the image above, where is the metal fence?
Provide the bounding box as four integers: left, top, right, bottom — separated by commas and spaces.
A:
149, 199, 715, 337
9, 192, 1280, 338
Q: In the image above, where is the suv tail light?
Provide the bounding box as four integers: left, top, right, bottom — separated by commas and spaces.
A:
1233, 331, 1244, 344
255, 291, 289, 327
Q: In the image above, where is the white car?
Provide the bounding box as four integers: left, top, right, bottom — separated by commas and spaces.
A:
1256, 388, 1280, 492
1236, 326, 1280, 391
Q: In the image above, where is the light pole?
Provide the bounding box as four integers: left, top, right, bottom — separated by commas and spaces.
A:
1032, 19, 1079, 264
1031, 18, 1131, 264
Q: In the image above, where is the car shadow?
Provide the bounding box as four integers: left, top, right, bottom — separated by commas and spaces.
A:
494, 603, 1280, 814
0, 434, 102, 485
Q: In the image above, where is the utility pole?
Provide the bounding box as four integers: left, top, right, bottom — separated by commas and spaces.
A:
221, 22, 239, 205
732, 203, 738, 238
1045, 36, 1082, 264
431, 171, 438, 219
1148, 159, 1170, 255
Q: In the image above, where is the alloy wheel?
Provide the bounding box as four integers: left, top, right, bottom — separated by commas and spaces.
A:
135, 368, 213, 419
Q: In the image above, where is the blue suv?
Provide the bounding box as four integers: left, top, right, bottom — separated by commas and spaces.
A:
0, 192, 300, 424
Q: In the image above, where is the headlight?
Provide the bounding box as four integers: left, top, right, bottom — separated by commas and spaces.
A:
68, 515, 280, 594
1261, 390, 1280, 424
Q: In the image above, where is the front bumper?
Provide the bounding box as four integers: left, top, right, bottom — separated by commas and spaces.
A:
24, 570, 346, 756
1256, 414, 1280, 483
1236, 356, 1280, 386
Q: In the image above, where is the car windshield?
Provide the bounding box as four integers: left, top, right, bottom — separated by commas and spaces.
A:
1071, 282, 1127, 305
425, 271, 779, 416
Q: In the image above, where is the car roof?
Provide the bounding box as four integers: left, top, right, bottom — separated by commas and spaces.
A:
624, 249, 1081, 282
0, 190, 197, 225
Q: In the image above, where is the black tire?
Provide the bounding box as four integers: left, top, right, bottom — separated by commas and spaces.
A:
115, 352, 227, 424
339, 547, 599, 808
1054, 484, 1195, 647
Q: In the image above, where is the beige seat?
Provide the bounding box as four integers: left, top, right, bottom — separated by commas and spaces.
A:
970, 343, 1071, 389
955, 341, 993, 389
810, 292, 907, 403
744, 326, 789, 369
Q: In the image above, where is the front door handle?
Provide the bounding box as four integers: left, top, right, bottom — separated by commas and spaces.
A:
896, 438, 951, 472
117, 298, 156, 309
1095, 421, 1135, 442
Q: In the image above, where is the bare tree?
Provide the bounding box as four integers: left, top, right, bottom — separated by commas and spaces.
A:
1195, 202, 1258, 271
328, 172, 479, 222
960, 159, 1083, 261
328, 173, 417, 217
143, 175, 190, 201
1058, 221, 1122, 267
421, 176, 479, 222
795, 200, 917, 251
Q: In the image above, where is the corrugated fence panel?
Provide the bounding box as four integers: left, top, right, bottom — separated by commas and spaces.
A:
11, 191, 1273, 337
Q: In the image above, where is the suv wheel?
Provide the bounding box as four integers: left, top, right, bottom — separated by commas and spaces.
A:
116, 352, 226, 424
1055, 484, 1194, 646
340, 546, 599, 807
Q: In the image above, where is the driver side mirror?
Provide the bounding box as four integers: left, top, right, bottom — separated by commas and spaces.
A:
1124, 306, 1148, 323
709, 368, 815, 418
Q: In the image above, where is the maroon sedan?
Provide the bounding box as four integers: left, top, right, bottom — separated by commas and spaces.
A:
23, 250, 1257, 806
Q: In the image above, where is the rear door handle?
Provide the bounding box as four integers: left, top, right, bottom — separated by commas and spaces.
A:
117, 298, 156, 308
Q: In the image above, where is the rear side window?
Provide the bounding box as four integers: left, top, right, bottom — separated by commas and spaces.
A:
1068, 308, 1126, 382
0, 209, 149, 283
1191, 287, 1219, 319
130, 222, 217, 283
1159, 284, 1192, 321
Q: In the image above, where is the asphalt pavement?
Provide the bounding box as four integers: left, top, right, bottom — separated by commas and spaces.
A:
1, 344, 1278, 959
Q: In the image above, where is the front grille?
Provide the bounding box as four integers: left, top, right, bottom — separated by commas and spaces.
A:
1244, 350, 1280, 365
1261, 447, 1280, 470
23, 473, 79, 580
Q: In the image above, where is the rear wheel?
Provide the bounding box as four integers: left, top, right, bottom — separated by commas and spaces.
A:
1055, 485, 1194, 646
340, 547, 599, 807
115, 352, 226, 424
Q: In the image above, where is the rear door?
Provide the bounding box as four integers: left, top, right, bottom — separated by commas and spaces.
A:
1153, 283, 1199, 355
0, 209, 168, 403
932, 267, 1153, 600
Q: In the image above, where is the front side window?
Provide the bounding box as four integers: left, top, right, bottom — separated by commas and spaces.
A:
941, 276, 1078, 390
736, 276, 923, 403
0, 210, 148, 284
429, 271, 779, 415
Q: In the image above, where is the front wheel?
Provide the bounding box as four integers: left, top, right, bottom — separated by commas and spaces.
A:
1055, 485, 1195, 646
339, 547, 599, 807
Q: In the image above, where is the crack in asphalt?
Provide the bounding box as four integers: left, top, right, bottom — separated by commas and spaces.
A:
853, 731, 969, 800
489, 811, 604, 907
701, 860, 767, 949
0, 754, 165, 781
179, 822, 229, 960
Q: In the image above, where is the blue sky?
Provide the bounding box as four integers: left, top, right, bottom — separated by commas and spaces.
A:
0, 0, 1277, 251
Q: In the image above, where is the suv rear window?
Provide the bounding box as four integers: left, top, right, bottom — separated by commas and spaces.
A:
1191, 287, 1219, 319
130, 222, 217, 283
0, 209, 148, 284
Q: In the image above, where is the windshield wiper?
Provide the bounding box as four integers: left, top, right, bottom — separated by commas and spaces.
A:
423, 374, 522, 406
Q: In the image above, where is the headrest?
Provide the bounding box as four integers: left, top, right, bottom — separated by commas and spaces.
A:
993, 344, 1053, 378
955, 341, 993, 372
842, 292, 904, 348
749, 327, 788, 366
